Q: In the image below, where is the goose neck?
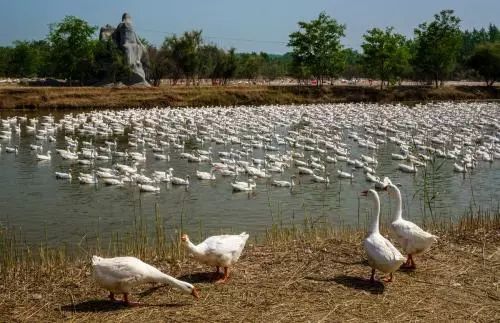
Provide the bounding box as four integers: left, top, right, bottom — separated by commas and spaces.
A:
392, 188, 403, 222
368, 192, 381, 234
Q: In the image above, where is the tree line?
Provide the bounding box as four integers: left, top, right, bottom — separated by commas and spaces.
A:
0, 10, 499, 87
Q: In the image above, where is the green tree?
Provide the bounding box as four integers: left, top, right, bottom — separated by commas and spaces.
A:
92, 39, 130, 84
198, 44, 221, 81
361, 27, 411, 89
221, 48, 238, 85
162, 30, 203, 85
467, 42, 500, 86
260, 53, 290, 83
145, 45, 168, 86
288, 12, 346, 85
0, 46, 12, 77
48, 16, 97, 85
413, 10, 462, 87
236, 52, 264, 80
7, 41, 39, 77
458, 24, 500, 78
0, 41, 50, 78
341, 48, 363, 82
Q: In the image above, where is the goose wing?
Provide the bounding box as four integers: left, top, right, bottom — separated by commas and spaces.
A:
201, 233, 249, 257
392, 219, 437, 241
92, 256, 160, 283
364, 234, 405, 264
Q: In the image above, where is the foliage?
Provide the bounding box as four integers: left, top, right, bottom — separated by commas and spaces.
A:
260, 52, 291, 82
341, 48, 363, 81
217, 48, 238, 85
91, 39, 130, 84
467, 42, 500, 86
0, 46, 10, 77
0, 41, 51, 78
413, 10, 462, 87
236, 52, 264, 80
361, 27, 411, 88
460, 24, 500, 61
161, 30, 203, 85
456, 24, 500, 78
1, 11, 500, 88
48, 16, 97, 85
288, 12, 346, 84
145, 45, 167, 86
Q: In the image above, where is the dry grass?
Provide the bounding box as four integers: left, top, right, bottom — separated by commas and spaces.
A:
0, 225, 498, 322
0, 85, 499, 109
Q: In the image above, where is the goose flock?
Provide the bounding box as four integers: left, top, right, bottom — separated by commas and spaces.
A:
1, 102, 499, 196
1, 101, 499, 306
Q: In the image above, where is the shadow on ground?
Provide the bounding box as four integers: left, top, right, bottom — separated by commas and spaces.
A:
61, 299, 188, 312
305, 275, 385, 294
178, 271, 218, 284
60, 300, 128, 313
333, 275, 385, 294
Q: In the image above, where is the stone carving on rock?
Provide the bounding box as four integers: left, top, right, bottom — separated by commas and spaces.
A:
98, 13, 150, 86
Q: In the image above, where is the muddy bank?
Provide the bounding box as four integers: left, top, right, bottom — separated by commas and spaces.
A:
0, 85, 499, 109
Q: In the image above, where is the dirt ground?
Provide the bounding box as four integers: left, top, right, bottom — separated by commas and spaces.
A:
0, 230, 498, 322
0, 85, 499, 110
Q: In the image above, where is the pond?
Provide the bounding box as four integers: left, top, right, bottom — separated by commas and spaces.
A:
0, 102, 499, 247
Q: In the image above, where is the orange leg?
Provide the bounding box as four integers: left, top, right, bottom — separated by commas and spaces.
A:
382, 273, 394, 283
215, 267, 229, 284
108, 292, 116, 302
370, 268, 375, 283
123, 293, 140, 307
409, 255, 416, 269
401, 254, 416, 269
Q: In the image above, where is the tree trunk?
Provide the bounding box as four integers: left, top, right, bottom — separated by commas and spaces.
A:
434, 73, 439, 88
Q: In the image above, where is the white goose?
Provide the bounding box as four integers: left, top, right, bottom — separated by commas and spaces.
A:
297, 166, 314, 175
386, 184, 438, 269
271, 175, 295, 188
103, 178, 124, 186
374, 176, 392, 190
92, 255, 199, 306
196, 169, 216, 180
312, 172, 330, 183
398, 162, 417, 173
55, 169, 72, 180
138, 183, 160, 193
231, 177, 256, 192
181, 232, 249, 283
337, 169, 353, 179
5, 146, 18, 154
362, 189, 406, 282
36, 150, 51, 161
171, 174, 190, 186
78, 171, 97, 184
453, 161, 467, 173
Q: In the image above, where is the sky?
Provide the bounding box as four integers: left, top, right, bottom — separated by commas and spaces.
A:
0, 0, 499, 53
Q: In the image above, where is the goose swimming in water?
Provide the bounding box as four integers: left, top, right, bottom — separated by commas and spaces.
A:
271, 175, 295, 188
36, 150, 51, 161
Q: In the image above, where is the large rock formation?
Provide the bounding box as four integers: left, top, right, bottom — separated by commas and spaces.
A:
99, 13, 149, 86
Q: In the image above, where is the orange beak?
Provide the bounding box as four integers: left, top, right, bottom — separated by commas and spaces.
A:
360, 190, 368, 196
191, 287, 200, 299
181, 234, 188, 242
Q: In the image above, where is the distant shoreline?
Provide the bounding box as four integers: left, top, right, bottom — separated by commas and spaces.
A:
0, 85, 499, 109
